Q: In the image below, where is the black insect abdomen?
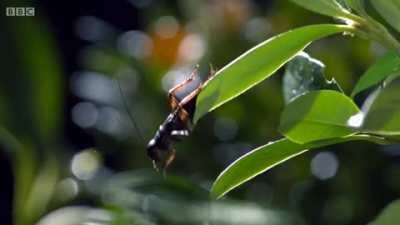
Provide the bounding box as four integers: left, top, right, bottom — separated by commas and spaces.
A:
148, 112, 177, 149
182, 96, 198, 121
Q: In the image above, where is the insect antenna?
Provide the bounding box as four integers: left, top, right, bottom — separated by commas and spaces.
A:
115, 78, 145, 144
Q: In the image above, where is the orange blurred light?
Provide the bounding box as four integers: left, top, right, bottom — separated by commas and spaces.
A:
147, 16, 186, 68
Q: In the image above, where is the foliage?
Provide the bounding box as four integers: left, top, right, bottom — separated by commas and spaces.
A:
351, 51, 400, 97
194, 24, 351, 122
199, 0, 400, 198
1, 0, 400, 225
371, 199, 400, 225
282, 52, 342, 103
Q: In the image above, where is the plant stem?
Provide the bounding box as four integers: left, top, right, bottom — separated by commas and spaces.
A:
346, 11, 400, 54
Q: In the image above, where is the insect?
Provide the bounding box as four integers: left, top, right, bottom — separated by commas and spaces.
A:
147, 66, 214, 171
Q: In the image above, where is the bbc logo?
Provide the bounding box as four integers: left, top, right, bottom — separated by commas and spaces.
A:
6, 7, 35, 16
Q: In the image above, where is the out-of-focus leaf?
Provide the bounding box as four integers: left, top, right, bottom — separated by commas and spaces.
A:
343, 0, 367, 15
102, 170, 208, 204
1, 16, 63, 225
5, 17, 64, 142
194, 24, 352, 122
0, 126, 22, 157
211, 135, 376, 199
371, 0, 400, 33
279, 90, 359, 144
362, 78, 400, 135
24, 156, 59, 224
16, 18, 64, 141
290, 0, 352, 19
351, 51, 400, 97
283, 52, 342, 104
0, 127, 37, 225
37, 206, 115, 225
371, 199, 400, 225
103, 170, 304, 225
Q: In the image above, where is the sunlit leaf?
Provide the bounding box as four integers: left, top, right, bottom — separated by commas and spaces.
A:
283, 52, 342, 104
371, 199, 400, 225
194, 24, 352, 122
211, 139, 306, 199
279, 90, 359, 144
290, 0, 351, 19
371, 0, 400, 33
362, 78, 400, 135
351, 51, 400, 97
211, 135, 375, 199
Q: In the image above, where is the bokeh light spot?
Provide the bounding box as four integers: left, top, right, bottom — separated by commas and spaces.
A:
178, 33, 206, 63
154, 16, 179, 39
71, 149, 101, 180
311, 151, 339, 180
95, 107, 125, 136
117, 30, 153, 59
55, 178, 79, 202
72, 102, 98, 128
71, 71, 117, 104
243, 17, 271, 42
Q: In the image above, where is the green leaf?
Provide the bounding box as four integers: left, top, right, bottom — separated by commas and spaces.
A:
362, 78, 400, 135
279, 90, 360, 144
1, 16, 63, 225
352, 51, 400, 97
371, 0, 400, 33
210, 135, 376, 199
18, 19, 64, 141
371, 199, 400, 225
290, 0, 352, 19
211, 139, 307, 199
0, 17, 63, 143
194, 24, 352, 122
283, 52, 342, 104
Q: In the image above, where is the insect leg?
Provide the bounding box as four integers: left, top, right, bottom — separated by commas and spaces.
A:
168, 65, 199, 99
161, 148, 176, 175
209, 63, 216, 77
178, 85, 203, 107
168, 66, 199, 110
152, 160, 160, 172
199, 64, 217, 88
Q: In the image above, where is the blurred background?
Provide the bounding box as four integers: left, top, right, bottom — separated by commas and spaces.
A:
1, 0, 399, 225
